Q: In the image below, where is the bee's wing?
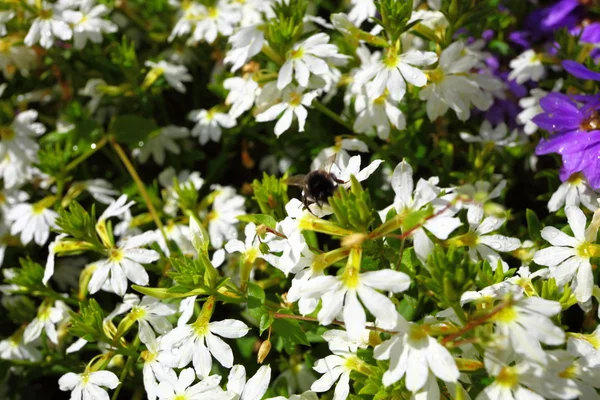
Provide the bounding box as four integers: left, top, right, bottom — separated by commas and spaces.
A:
285, 174, 307, 187
325, 153, 338, 174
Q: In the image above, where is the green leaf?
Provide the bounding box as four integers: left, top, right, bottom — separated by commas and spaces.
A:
68, 299, 108, 342
272, 310, 310, 352
526, 209, 541, 241
237, 214, 277, 229
111, 114, 158, 145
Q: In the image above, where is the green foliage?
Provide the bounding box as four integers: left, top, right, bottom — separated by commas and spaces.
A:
265, 0, 308, 55
111, 114, 159, 146
237, 214, 278, 230
8, 259, 45, 293
330, 176, 373, 232
272, 310, 310, 355
247, 282, 273, 334
374, 0, 414, 42
252, 173, 289, 221
56, 201, 102, 248
68, 299, 109, 342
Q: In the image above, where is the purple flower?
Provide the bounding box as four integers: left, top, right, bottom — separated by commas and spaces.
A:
562, 60, 600, 81
535, 93, 600, 188
541, 0, 582, 31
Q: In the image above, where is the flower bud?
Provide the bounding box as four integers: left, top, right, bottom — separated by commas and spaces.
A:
257, 339, 271, 364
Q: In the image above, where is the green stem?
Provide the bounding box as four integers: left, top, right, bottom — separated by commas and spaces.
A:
312, 100, 396, 165
110, 137, 171, 250
66, 136, 108, 172
111, 336, 141, 400
312, 100, 353, 131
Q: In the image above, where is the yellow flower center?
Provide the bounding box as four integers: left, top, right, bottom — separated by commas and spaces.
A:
383, 49, 399, 68
428, 67, 445, 83
40, 8, 53, 20
208, 7, 218, 18
576, 242, 600, 258
495, 366, 518, 389
174, 395, 188, 400
288, 92, 302, 107
0, 127, 15, 141
580, 111, 600, 131
130, 306, 147, 321
109, 249, 124, 262
81, 372, 90, 385
32, 204, 46, 215
0, 39, 9, 53
559, 363, 579, 379
290, 47, 304, 60
408, 324, 429, 342
567, 173, 584, 185
207, 210, 219, 221
342, 267, 360, 289
141, 350, 157, 363
494, 306, 518, 323
193, 320, 210, 337
245, 247, 259, 264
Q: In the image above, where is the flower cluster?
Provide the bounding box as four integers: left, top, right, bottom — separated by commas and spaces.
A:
0, 1, 600, 400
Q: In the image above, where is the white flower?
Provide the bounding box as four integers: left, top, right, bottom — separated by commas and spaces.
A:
353, 90, 405, 140
0, 330, 41, 361
419, 41, 497, 121
24, 2, 73, 49
191, 2, 241, 44
161, 308, 250, 378
0, 11, 14, 37
310, 137, 368, 171
383, 160, 462, 262
517, 87, 548, 135
24, 301, 67, 345
105, 294, 176, 343
159, 168, 204, 217
82, 179, 119, 204
256, 85, 320, 137
0, 154, 31, 188
455, 179, 507, 223
225, 222, 275, 265
354, 48, 437, 102
533, 206, 599, 304
460, 121, 519, 148
477, 357, 578, 400
546, 350, 599, 399
224, 25, 265, 72
224, 75, 260, 118
508, 49, 545, 84
547, 173, 599, 213
267, 391, 319, 400
137, 125, 189, 165
6, 202, 58, 246
0, 37, 37, 79
99, 194, 135, 223
459, 212, 521, 272
301, 254, 411, 340
206, 186, 245, 249
79, 78, 106, 112
567, 325, 600, 366
141, 335, 179, 400
348, 0, 376, 26
311, 345, 360, 400
145, 60, 192, 93
0, 110, 46, 164
157, 368, 229, 400
189, 108, 236, 145
277, 33, 344, 90
168, 2, 204, 42
329, 155, 383, 188
58, 370, 120, 400
88, 231, 160, 297
62, 0, 118, 49
374, 314, 459, 389
226, 364, 271, 400
490, 289, 565, 364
